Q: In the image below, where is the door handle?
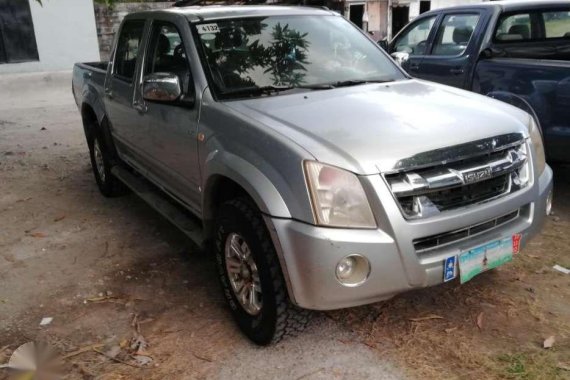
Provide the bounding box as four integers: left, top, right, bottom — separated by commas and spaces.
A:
450, 67, 465, 75
133, 100, 147, 114
105, 88, 113, 99
408, 63, 420, 71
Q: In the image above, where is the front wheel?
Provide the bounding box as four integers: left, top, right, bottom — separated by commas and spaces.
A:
214, 198, 311, 345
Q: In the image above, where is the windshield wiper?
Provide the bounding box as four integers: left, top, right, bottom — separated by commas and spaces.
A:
331, 79, 394, 88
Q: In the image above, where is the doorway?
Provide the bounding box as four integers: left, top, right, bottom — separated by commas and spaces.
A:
0, 0, 39, 64
391, 6, 409, 37
349, 3, 365, 29
420, 1, 431, 14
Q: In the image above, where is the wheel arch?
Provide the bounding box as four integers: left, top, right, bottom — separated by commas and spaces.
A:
201, 152, 291, 239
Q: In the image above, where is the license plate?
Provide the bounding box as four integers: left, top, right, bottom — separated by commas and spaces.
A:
458, 237, 514, 284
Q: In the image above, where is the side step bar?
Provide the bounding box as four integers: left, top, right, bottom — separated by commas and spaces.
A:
111, 165, 204, 246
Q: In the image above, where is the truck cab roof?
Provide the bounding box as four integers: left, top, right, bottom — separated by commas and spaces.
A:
124, 5, 338, 23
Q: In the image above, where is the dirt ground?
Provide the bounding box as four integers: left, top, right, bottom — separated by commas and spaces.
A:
1, 72, 569, 380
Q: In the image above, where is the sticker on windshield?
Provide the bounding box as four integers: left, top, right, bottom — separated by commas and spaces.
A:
197, 23, 220, 34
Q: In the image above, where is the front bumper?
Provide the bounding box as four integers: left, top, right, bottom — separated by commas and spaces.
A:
269, 165, 553, 311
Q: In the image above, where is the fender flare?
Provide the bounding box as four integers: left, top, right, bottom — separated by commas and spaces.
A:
202, 150, 292, 221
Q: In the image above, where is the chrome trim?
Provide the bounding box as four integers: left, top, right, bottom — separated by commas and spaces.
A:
414, 208, 522, 254
389, 146, 527, 198
389, 133, 526, 174
384, 135, 530, 219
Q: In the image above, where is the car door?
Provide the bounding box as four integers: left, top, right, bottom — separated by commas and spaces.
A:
137, 18, 201, 214
104, 19, 152, 169
415, 11, 484, 88
389, 14, 439, 77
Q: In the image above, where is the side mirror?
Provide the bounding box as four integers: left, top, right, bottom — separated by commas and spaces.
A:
142, 72, 182, 103
377, 39, 389, 51
391, 51, 410, 66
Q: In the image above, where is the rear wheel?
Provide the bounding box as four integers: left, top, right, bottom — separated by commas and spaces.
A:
87, 130, 128, 197
214, 198, 311, 345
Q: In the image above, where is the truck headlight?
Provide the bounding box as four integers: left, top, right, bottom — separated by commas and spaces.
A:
529, 116, 545, 175
304, 161, 377, 228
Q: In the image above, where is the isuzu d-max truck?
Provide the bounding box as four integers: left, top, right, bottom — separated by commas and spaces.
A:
72, 5, 553, 345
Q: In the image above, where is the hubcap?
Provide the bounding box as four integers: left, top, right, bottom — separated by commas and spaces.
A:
224, 233, 262, 316
93, 139, 106, 182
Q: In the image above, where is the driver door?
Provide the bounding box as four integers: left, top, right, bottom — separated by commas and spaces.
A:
138, 19, 202, 214
389, 15, 438, 77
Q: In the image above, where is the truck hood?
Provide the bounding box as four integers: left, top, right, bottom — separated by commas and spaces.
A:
225, 79, 530, 174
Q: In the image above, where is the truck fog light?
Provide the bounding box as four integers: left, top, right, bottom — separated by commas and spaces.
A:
546, 190, 553, 216
335, 254, 370, 287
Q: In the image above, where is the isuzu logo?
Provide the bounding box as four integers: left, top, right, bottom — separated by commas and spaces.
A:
462, 167, 492, 184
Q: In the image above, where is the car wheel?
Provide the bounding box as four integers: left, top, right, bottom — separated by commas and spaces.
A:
88, 131, 128, 197
215, 198, 311, 345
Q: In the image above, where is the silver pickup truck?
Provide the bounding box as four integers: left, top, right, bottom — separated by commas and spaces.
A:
72, 5, 553, 345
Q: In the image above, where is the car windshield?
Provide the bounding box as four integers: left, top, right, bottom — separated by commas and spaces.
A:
194, 15, 406, 99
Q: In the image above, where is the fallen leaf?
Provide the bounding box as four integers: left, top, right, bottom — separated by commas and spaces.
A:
476, 312, 484, 331
445, 327, 458, 334
60, 344, 104, 360
105, 345, 121, 359
409, 314, 444, 322
557, 362, 570, 371
29, 232, 47, 238
53, 215, 66, 222
86, 295, 115, 303
543, 336, 555, 349
132, 354, 153, 366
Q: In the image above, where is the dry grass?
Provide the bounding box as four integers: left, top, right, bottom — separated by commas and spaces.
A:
329, 231, 570, 379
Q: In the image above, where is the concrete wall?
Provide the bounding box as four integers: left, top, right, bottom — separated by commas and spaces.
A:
95, 2, 173, 61
0, 0, 100, 74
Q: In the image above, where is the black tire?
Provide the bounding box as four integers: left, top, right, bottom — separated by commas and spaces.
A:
87, 129, 129, 198
214, 198, 311, 345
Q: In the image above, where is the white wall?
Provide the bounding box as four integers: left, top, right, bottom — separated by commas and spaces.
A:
0, 0, 100, 74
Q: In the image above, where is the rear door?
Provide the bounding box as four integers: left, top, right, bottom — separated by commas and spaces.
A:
389, 14, 439, 77
104, 19, 151, 168
416, 11, 485, 88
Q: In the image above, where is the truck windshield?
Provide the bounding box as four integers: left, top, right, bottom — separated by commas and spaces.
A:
193, 15, 406, 99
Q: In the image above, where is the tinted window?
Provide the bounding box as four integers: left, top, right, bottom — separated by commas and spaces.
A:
495, 9, 570, 42
145, 22, 191, 91
543, 11, 570, 39
393, 16, 436, 55
495, 13, 532, 41
432, 14, 479, 56
114, 20, 145, 81
195, 16, 405, 99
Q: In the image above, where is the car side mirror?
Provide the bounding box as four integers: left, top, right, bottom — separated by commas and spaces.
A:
142, 72, 182, 103
377, 39, 389, 51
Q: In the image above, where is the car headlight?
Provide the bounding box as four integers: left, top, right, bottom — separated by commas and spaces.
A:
304, 161, 376, 228
528, 115, 546, 175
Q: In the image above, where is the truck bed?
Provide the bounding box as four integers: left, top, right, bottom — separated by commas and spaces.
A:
72, 61, 108, 112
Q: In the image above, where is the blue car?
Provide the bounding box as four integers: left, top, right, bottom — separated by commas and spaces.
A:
385, 0, 570, 163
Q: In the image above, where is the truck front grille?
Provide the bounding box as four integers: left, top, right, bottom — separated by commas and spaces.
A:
384, 134, 529, 219
413, 208, 522, 253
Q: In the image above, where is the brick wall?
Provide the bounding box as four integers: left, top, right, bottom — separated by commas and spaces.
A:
94, 2, 173, 60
